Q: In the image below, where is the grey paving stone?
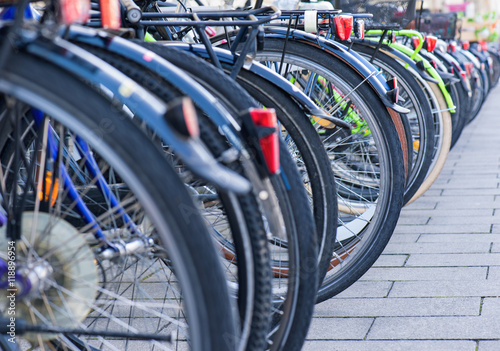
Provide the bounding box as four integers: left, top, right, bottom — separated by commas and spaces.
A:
394, 224, 490, 234
399, 208, 493, 218
395, 216, 430, 225
490, 243, 500, 252
367, 316, 500, 340
306, 317, 373, 340
310, 87, 500, 349
489, 224, 500, 233
417, 234, 500, 242
437, 179, 499, 189
359, 267, 487, 281
428, 215, 500, 225
388, 280, 500, 298
445, 188, 500, 196
382, 242, 491, 254
418, 188, 442, 196
479, 298, 500, 317
478, 340, 500, 351
386, 233, 421, 242
487, 267, 500, 280
405, 253, 500, 267
372, 254, 408, 267
402, 200, 438, 210
303, 340, 476, 351
335, 281, 393, 298
314, 297, 480, 317
437, 199, 497, 209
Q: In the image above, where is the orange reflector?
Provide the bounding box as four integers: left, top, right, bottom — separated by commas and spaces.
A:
38, 171, 59, 207
250, 109, 280, 174
413, 140, 420, 152
334, 15, 353, 41
100, 0, 121, 29
60, 0, 90, 25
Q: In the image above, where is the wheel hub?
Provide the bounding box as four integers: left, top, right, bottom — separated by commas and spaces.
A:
0, 212, 98, 341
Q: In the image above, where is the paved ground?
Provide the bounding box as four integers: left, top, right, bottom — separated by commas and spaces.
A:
305, 85, 500, 350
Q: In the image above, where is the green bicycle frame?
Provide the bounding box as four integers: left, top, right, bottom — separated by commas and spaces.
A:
365, 29, 456, 114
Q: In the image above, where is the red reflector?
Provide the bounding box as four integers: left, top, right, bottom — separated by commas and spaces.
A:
465, 62, 473, 76
460, 71, 467, 79
205, 26, 216, 37
481, 41, 488, 52
449, 66, 454, 74
100, 0, 121, 29
250, 109, 280, 174
449, 42, 456, 53
462, 41, 470, 50
431, 60, 438, 69
334, 15, 354, 41
60, 0, 90, 25
426, 36, 437, 52
412, 36, 420, 49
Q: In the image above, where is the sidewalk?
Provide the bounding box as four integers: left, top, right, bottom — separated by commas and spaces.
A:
305, 86, 500, 351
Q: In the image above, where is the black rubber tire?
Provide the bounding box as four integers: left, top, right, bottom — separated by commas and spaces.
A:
134, 43, 320, 351
0, 49, 237, 350
72, 42, 272, 351
166, 39, 337, 287
448, 80, 467, 149
351, 43, 435, 204
231, 68, 337, 285
250, 37, 405, 302
487, 49, 500, 89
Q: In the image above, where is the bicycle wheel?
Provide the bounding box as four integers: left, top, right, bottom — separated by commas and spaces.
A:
405, 79, 452, 205
0, 48, 236, 350
452, 50, 486, 124
71, 41, 272, 351
448, 79, 466, 149
71, 39, 320, 351
252, 37, 405, 301
157, 40, 337, 286
351, 43, 435, 204
487, 49, 500, 89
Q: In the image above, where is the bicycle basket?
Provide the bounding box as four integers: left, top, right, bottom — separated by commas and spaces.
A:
337, 0, 416, 29
417, 12, 461, 40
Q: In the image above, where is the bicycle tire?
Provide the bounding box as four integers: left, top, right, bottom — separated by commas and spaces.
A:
352, 44, 435, 204
73, 41, 273, 351
0, 48, 236, 350
250, 38, 405, 301
406, 80, 452, 205
71, 40, 320, 351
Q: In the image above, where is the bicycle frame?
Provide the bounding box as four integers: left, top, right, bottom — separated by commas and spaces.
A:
0, 18, 251, 194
